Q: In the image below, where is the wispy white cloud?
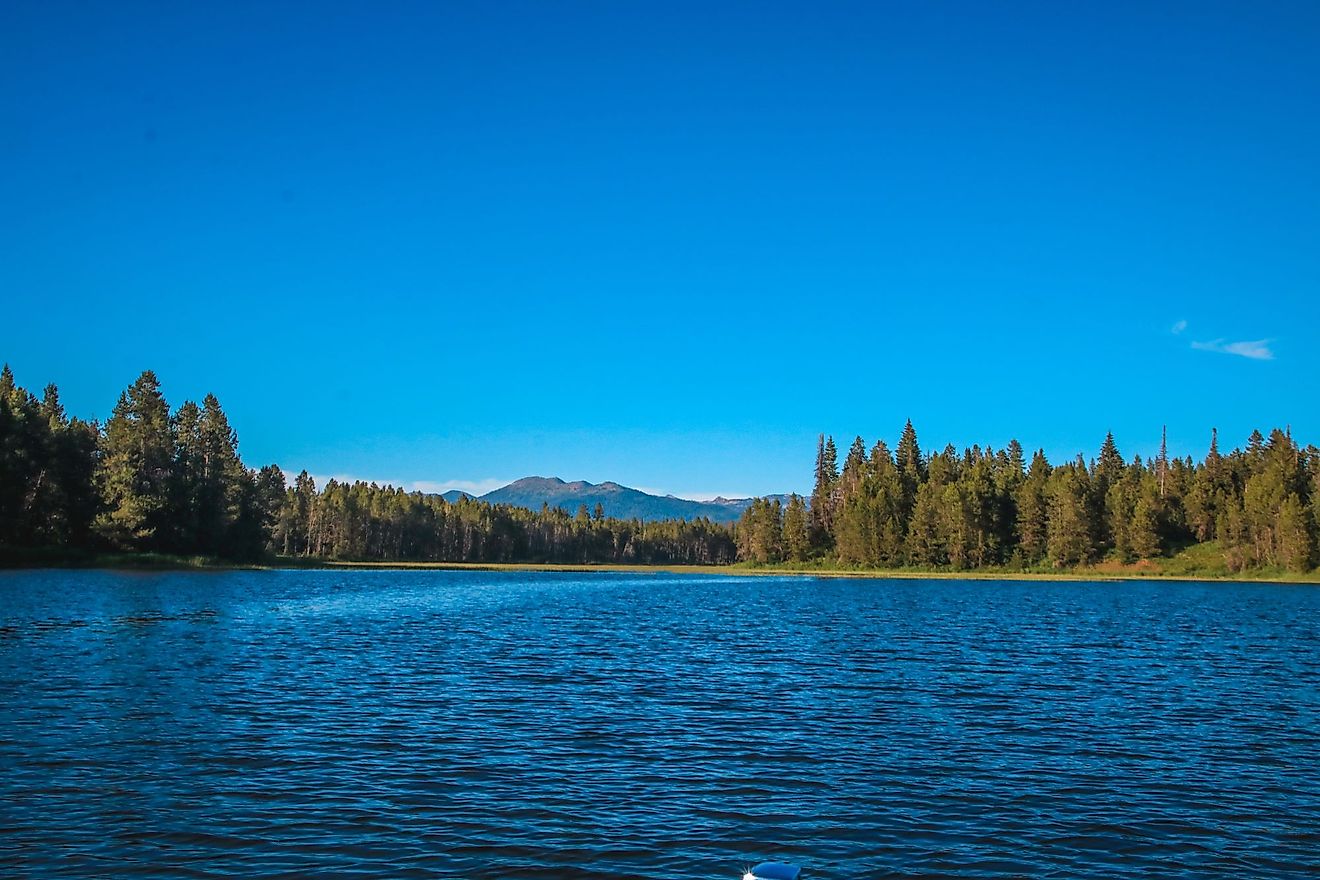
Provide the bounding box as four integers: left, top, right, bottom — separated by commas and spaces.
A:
1171, 319, 1187, 334
1190, 338, 1275, 361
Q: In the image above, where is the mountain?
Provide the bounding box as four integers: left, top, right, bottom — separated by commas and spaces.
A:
471, 476, 793, 523
439, 490, 473, 503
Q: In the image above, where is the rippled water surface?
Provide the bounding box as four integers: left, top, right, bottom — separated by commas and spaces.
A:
2, 570, 1318, 878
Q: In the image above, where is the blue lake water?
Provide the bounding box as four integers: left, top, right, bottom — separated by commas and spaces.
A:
1, 569, 1318, 878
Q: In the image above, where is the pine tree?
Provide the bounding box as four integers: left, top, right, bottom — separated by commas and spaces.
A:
1129, 484, 1162, 559
1247, 429, 1266, 474
197, 394, 247, 555
1096, 432, 1124, 493
896, 419, 924, 480
49, 412, 100, 549
1185, 429, 1225, 542
895, 419, 924, 530
905, 481, 944, 566
1093, 432, 1125, 552
837, 436, 867, 501
1015, 450, 1051, 564
1157, 425, 1169, 498
275, 469, 317, 555
171, 400, 204, 551
737, 497, 783, 563
0, 368, 51, 545
229, 464, 286, 560
1046, 462, 1095, 567
809, 434, 838, 546
782, 494, 810, 562
834, 493, 870, 566
862, 440, 904, 565
1006, 439, 1026, 478
95, 371, 175, 550
939, 482, 972, 569
1277, 494, 1314, 572
959, 453, 998, 566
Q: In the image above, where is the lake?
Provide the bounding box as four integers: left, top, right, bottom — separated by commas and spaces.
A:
1, 569, 1317, 878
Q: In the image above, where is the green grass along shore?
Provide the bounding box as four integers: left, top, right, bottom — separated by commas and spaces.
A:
3, 541, 1318, 584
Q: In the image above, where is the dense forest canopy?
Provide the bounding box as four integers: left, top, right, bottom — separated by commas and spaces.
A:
0, 366, 734, 565
738, 422, 1319, 573
1, 365, 1315, 573
0, 366, 285, 561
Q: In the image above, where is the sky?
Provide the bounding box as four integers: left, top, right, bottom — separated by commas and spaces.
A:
3, 1, 1318, 499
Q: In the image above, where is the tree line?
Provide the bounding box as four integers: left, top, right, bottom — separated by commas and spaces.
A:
1, 366, 285, 560
4, 365, 1315, 572
271, 474, 734, 564
737, 420, 1319, 573
0, 366, 735, 565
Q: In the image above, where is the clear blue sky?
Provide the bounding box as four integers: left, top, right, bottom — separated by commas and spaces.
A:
3, 1, 1318, 498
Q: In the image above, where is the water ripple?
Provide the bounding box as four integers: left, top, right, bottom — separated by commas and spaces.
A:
1, 569, 1318, 878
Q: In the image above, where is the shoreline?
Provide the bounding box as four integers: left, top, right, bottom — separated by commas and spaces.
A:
319, 560, 1320, 584
3, 553, 1317, 584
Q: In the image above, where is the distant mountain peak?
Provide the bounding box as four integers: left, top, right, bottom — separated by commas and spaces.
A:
474, 477, 790, 523
508, 475, 566, 486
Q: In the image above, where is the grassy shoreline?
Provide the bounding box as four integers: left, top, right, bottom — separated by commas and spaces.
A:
3, 548, 1318, 583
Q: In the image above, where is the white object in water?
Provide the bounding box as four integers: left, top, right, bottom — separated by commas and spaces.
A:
744, 862, 801, 880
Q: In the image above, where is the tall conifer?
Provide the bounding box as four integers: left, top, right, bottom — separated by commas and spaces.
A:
96, 371, 174, 550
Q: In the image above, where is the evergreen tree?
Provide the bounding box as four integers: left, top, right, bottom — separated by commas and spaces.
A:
95, 371, 174, 550
840, 436, 867, 492
782, 494, 810, 562
1235, 429, 1313, 568
1015, 450, 1051, 564
197, 394, 246, 555
229, 464, 287, 560
1006, 439, 1026, 478
905, 481, 944, 566
1129, 484, 1162, 559
868, 441, 905, 565
170, 400, 204, 551
275, 470, 317, 556
1277, 494, 1313, 572
809, 434, 838, 546
993, 440, 1025, 557
938, 482, 972, 569
834, 491, 871, 566
1246, 429, 1266, 474
0, 367, 51, 545
736, 497, 783, 563
1094, 432, 1125, 552
5, 361, 1320, 574
1046, 461, 1095, 567
47, 408, 100, 548
1095, 432, 1124, 493
896, 419, 925, 485
1184, 428, 1225, 542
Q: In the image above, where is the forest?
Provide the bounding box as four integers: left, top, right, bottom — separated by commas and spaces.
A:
0, 367, 735, 565
1, 364, 1316, 573
737, 423, 1319, 573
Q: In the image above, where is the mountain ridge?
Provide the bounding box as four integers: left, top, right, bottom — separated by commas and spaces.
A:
445, 476, 795, 523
